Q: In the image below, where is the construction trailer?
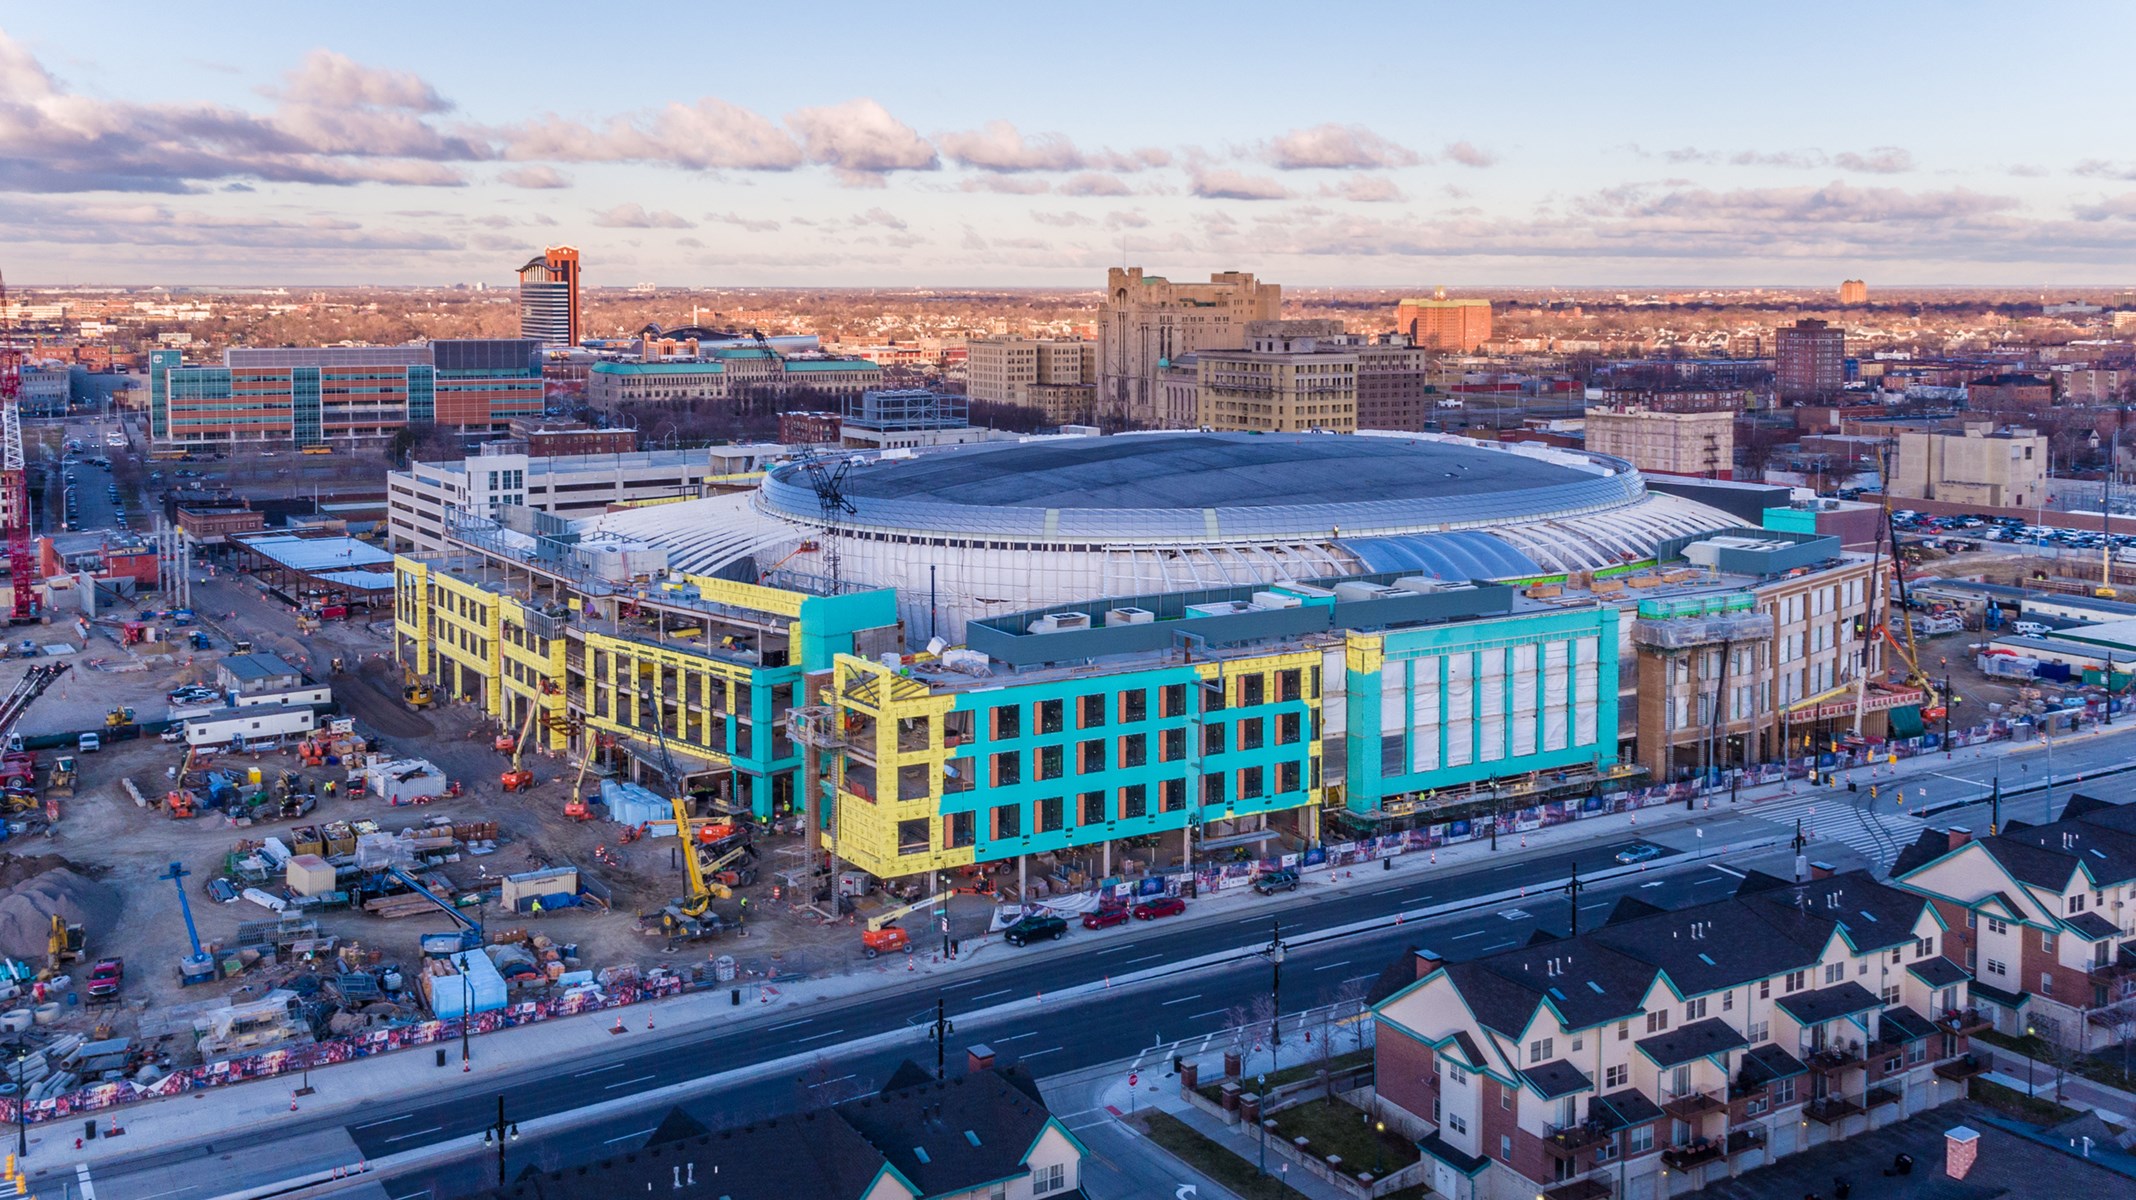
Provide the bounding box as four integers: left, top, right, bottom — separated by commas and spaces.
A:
183, 703, 317, 749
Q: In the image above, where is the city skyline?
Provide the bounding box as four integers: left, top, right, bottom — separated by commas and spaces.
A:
6, 3, 2136, 286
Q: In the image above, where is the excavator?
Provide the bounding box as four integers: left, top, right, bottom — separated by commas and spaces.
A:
861, 891, 954, 958
45, 913, 83, 975
402, 669, 434, 711
499, 698, 541, 793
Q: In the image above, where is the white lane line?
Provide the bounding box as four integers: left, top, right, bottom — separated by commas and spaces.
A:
1313, 960, 1353, 972
353, 1113, 416, 1130
1025, 1046, 1064, 1058
994, 1031, 1040, 1043
1097, 944, 1143, 954
939, 978, 986, 991
1449, 930, 1486, 940
573, 1063, 629, 1077
1160, 994, 1204, 1006
389, 1192, 432, 1200
796, 1028, 848, 1043
383, 1126, 445, 1144
1710, 864, 1747, 878
603, 1128, 655, 1145
604, 1074, 657, 1090
1121, 953, 1165, 965
1189, 1008, 1230, 1020
971, 989, 1013, 1001
1641, 881, 1665, 888
767, 1018, 814, 1031
1236, 916, 1269, 924
75, 1164, 100, 1200
1343, 974, 1376, 985
1481, 941, 1517, 952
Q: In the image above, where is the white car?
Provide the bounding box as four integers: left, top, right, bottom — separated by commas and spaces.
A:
2012, 621, 2051, 638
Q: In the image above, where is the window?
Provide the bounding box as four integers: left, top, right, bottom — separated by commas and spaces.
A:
1745, 1096, 1768, 1116
1078, 739, 1105, 773
1161, 684, 1186, 717
2041, 972, 2054, 996
1079, 693, 1106, 729
1277, 760, 1301, 793
1202, 773, 1225, 806
1500, 1134, 1512, 1161
1646, 1010, 1669, 1034
1627, 1125, 1653, 1153
2069, 892, 2088, 914
1037, 746, 1064, 781
1915, 936, 1935, 959
1596, 1137, 1618, 1163
1907, 1040, 1927, 1065
1617, 1021, 1629, 1042
1987, 917, 2008, 936
2042, 931, 2056, 954
1277, 711, 1301, 745
1448, 1068, 1467, 1087
1239, 718, 1265, 751
1881, 984, 1901, 1006
1240, 674, 1265, 707
1571, 1035, 1583, 1053
1121, 733, 1147, 768
1033, 1162, 1068, 1196
1884, 1055, 1902, 1074
1122, 784, 1148, 819
1120, 689, 1147, 723
1500, 1087, 1512, 1110
1773, 1077, 1796, 1105
993, 804, 1020, 839
1529, 1037, 1554, 1064
1161, 778, 1185, 812
993, 705, 1020, 739
1685, 997, 1707, 1021
1079, 792, 1106, 825
1037, 699, 1064, 735
1760, 979, 1771, 1000
1035, 797, 1063, 834
1748, 1020, 1769, 1045
1278, 668, 1302, 702
1161, 727, 1186, 761
1986, 958, 2007, 978
1786, 970, 1805, 993
1448, 1114, 1468, 1135
1722, 990, 1734, 1013
1238, 766, 1265, 800
1202, 723, 1226, 756
1824, 962, 1844, 985
992, 752, 1020, 787
1605, 1064, 1627, 1089
1890, 948, 1903, 966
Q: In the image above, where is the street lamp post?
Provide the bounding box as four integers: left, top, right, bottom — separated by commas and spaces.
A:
1375, 1117, 1387, 1178
2025, 1024, 2038, 1098
481, 1094, 519, 1188
1265, 921, 1287, 1048
461, 968, 473, 1071
1256, 1073, 1269, 1176
1942, 660, 1953, 759
12, 1048, 24, 1161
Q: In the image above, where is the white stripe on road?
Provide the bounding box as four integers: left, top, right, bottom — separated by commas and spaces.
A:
1313, 960, 1353, 971
604, 1074, 656, 1090
383, 1126, 444, 1143
1189, 1008, 1230, 1020
971, 988, 1013, 1001
1120, 954, 1164, 965
767, 1018, 814, 1031
74, 1164, 98, 1200
795, 1028, 847, 1043
353, 1114, 415, 1130
994, 1031, 1040, 1042
573, 1063, 628, 1077
603, 1128, 656, 1144
1710, 864, 1747, 878
1024, 1046, 1063, 1058
1161, 994, 1204, 1006
1449, 930, 1486, 940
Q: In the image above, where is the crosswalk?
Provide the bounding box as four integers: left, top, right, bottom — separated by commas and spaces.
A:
1741, 792, 1915, 869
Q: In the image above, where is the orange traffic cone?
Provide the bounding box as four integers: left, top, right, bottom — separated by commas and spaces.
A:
611, 1013, 626, 1034
647, 1015, 656, 1030
290, 1092, 299, 1112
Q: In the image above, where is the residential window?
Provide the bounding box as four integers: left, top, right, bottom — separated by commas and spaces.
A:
1448, 1114, 1467, 1135
1120, 690, 1148, 723
1890, 948, 1903, 966
1240, 674, 1265, 707
1760, 979, 1771, 1000
1121, 733, 1148, 768
2041, 972, 2054, 996
1448, 1068, 1467, 1087
1748, 1020, 1769, 1044
1500, 1087, 1512, 1111
1036, 797, 1064, 834
1160, 727, 1186, 761
1500, 1134, 1512, 1161
1571, 1035, 1583, 1053
1884, 1055, 1902, 1074
1079, 792, 1107, 825
1037, 699, 1064, 735
1160, 778, 1185, 812
1238, 766, 1265, 800
1277, 711, 1301, 745
993, 705, 1020, 739
1646, 1010, 1669, 1034
2041, 931, 2056, 954
993, 804, 1020, 839
1033, 1162, 1068, 1196
1773, 1078, 1796, 1105
1824, 962, 1844, 985
1203, 723, 1226, 756
1617, 1021, 1629, 1042
1277, 668, 1302, 702
1786, 971, 1805, 992
1529, 1037, 1554, 1063
1239, 718, 1265, 751
2069, 893, 2087, 914
1202, 773, 1225, 806
1987, 917, 2008, 936
1122, 784, 1148, 819
1037, 745, 1064, 781
1685, 997, 1707, 1021
1161, 684, 1186, 717
1628, 1125, 1653, 1154
1985, 959, 2007, 977
1277, 760, 1301, 793
1722, 990, 1734, 1013
1907, 1040, 1927, 1065
1881, 984, 1901, 1006
992, 752, 1021, 787
1605, 1064, 1627, 1089
1915, 936, 1935, 959
1079, 693, 1107, 729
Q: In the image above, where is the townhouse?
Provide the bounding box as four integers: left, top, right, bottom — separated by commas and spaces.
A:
1372, 868, 1981, 1200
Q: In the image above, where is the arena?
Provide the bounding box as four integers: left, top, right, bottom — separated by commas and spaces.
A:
573, 431, 1738, 637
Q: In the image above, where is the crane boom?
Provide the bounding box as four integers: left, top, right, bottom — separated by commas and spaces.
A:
0, 663, 66, 747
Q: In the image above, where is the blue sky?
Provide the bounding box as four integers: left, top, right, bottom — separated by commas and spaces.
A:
5, 3, 2136, 287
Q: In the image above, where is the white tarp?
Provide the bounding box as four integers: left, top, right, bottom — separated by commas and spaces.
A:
1575, 636, 1600, 746
1445, 653, 1474, 768
1411, 656, 1441, 774
1543, 641, 1570, 752
1478, 649, 1507, 763
1511, 643, 1540, 757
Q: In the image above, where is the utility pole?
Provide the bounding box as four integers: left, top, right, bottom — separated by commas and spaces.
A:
1567, 862, 1584, 937
926, 997, 954, 1081
1264, 920, 1288, 1047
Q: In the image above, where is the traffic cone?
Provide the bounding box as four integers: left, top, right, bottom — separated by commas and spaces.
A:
611, 1013, 626, 1034
647, 1015, 656, 1030
290, 1091, 299, 1112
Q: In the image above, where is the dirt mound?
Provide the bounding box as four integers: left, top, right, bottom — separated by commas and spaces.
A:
0, 853, 98, 892
0, 867, 122, 962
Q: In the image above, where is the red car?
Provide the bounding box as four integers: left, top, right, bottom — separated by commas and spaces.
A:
1082, 904, 1132, 930
1132, 895, 1187, 920
86, 957, 123, 998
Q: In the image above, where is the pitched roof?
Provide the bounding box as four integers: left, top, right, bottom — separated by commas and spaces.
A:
1776, 981, 1883, 1026
1738, 1043, 1808, 1085
1874, 1006, 1938, 1044
836, 1069, 1057, 1199
1906, 957, 1970, 989
1520, 1059, 1594, 1100
1890, 830, 1954, 878
1635, 1017, 1748, 1069
491, 1109, 895, 1200
2065, 911, 2121, 941
1592, 1087, 1664, 1129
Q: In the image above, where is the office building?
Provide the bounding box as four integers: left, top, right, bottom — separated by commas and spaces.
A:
1098, 267, 1282, 428
587, 352, 882, 409
1889, 424, 2047, 509
504, 418, 637, 458
1776, 319, 1845, 399
148, 340, 542, 449
517, 246, 581, 347
966, 337, 1098, 424
1583, 407, 1735, 479
1394, 290, 1494, 353
1839, 279, 1869, 306
1195, 320, 1358, 433
1372, 868, 1982, 1200
1353, 336, 1435, 431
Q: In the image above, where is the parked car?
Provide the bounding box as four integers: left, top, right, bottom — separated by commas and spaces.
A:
207, 877, 239, 904
86, 958, 123, 998
1081, 905, 1132, 930
1002, 914, 1068, 946
1132, 895, 1188, 920
2012, 621, 2051, 638
1614, 843, 1662, 865
1252, 869, 1301, 896
159, 727, 185, 743
77, 732, 100, 753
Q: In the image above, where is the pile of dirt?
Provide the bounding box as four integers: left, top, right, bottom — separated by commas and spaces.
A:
0, 867, 122, 962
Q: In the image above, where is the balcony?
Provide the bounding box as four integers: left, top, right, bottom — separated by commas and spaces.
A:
1934, 1054, 1988, 1081
1864, 1085, 1902, 1109
1543, 1118, 1615, 1158
1660, 1088, 1727, 1120
1660, 1139, 1724, 1171
1724, 1127, 1767, 1157
1804, 1095, 1864, 1124
1806, 1044, 1864, 1074
1935, 1007, 1992, 1036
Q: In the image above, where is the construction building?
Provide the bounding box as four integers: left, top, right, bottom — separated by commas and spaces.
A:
1372, 867, 1985, 1200
1098, 267, 1282, 428
1889, 424, 2047, 509
1776, 319, 1846, 400
1583, 407, 1735, 479
1194, 320, 1358, 433
517, 246, 581, 347
1393, 290, 1493, 352
964, 337, 1098, 424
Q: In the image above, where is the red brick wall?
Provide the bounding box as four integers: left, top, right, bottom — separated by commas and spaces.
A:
1374, 1026, 1437, 1126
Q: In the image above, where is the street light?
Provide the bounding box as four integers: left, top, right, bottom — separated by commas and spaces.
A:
1264, 921, 1288, 1048
1375, 1118, 1387, 1177
2025, 1024, 2038, 1098
461, 968, 473, 1072
1256, 1072, 1269, 1176
12, 1048, 23, 1161
481, 1094, 520, 1188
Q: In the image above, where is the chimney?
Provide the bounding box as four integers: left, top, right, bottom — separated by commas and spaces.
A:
967, 1043, 997, 1074
1415, 948, 1445, 979
1946, 826, 1972, 852
1811, 862, 1837, 881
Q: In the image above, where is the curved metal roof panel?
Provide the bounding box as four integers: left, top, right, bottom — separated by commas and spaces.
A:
1336, 531, 1541, 580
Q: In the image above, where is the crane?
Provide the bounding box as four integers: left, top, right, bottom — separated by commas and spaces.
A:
798, 451, 856, 594
0, 270, 31, 623
498, 685, 552, 793
861, 890, 954, 958
640, 675, 732, 932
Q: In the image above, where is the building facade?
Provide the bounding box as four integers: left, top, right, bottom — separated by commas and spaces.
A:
1373, 868, 1980, 1200
966, 337, 1098, 423
588, 361, 728, 405
1394, 291, 1493, 353
1890, 425, 2047, 509
1195, 320, 1358, 433
1584, 408, 1735, 479
1776, 319, 1845, 399
1839, 280, 1869, 306
1355, 336, 1436, 431
148, 341, 543, 449
1098, 267, 1282, 428
1965, 373, 2056, 418
517, 246, 581, 347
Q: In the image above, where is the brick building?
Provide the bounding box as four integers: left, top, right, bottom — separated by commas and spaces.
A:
505, 419, 638, 458
1098, 267, 1282, 428
1354, 336, 1435, 430
1776, 319, 1845, 400
1965, 373, 2055, 418
1583, 408, 1735, 479
1394, 290, 1493, 352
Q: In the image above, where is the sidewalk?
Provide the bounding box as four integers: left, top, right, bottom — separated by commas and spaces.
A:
1980, 1045, 2136, 1124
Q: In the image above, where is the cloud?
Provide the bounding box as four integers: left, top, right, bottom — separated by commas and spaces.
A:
1059, 172, 1131, 197
498, 166, 570, 189
2006, 164, 2048, 178
2076, 160, 2136, 181
501, 100, 803, 171
851, 207, 907, 230
1104, 210, 1151, 229
0, 197, 458, 251
1266, 123, 1419, 170
2074, 193, 2136, 221
705, 211, 781, 232
960, 176, 1051, 195
592, 203, 694, 229
1190, 168, 1291, 201
938, 121, 1084, 172
1832, 146, 1914, 174
1661, 146, 1914, 175
1442, 141, 1497, 168
275, 50, 451, 113
1030, 210, 1095, 227
1323, 175, 1406, 203
788, 98, 937, 185
1729, 149, 1827, 169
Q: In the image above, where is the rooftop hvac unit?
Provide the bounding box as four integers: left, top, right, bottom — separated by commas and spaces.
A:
1029, 612, 1093, 634
1250, 591, 1302, 611
1106, 607, 1155, 626
1186, 601, 1257, 618
1333, 582, 1405, 603
1394, 576, 1476, 595
1270, 580, 1336, 599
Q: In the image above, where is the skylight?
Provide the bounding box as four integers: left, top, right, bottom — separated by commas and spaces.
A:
914, 1148, 931, 1164
1698, 953, 1716, 965
1859, 911, 1878, 923
964, 1130, 982, 1147
1587, 981, 1606, 994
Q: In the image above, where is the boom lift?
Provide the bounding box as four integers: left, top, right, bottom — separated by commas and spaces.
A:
384, 865, 483, 955
500, 697, 542, 793
644, 679, 742, 933
562, 746, 597, 821
861, 890, 953, 958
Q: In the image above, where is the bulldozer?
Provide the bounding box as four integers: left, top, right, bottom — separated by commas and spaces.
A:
402, 671, 434, 711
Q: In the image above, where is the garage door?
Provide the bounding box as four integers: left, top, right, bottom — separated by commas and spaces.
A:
1771, 1119, 1797, 1158
1626, 1172, 1656, 1200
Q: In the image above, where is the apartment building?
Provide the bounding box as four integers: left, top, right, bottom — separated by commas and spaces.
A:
965, 337, 1098, 424
1895, 795, 2136, 1049
1965, 373, 2055, 418
1098, 267, 1282, 428
1839, 280, 1869, 306
148, 340, 543, 448
1195, 320, 1358, 433
1394, 291, 1493, 353
1373, 868, 1981, 1200
1584, 408, 1734, 480
517, 246, 581, 347
1890, 424, 2047, 509
1354, 336, 1436, 431
1776, 320, 1845, 400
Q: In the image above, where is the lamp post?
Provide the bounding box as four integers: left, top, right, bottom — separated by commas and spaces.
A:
1256, 1072, 1269, 1176
2025, 1024, 2038, 1098
1941, 659, 1953, 759
481, 1094, 519, 1188
461, 967, 473, 1072
1375, 1117, 1387, 1178
12, 1048, 24, 1161
1264, 921, 1287, 1048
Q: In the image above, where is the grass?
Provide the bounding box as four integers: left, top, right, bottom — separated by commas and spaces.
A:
1975, 1029, 2136, 1093
1197, 1046, 1375, 1102
1970, 1077, 2085, 1126
1268, 1097, 1420, 1174
1137, 1110, 1308, 1200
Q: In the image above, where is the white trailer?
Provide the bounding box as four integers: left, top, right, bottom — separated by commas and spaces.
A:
184, 703, 316, 749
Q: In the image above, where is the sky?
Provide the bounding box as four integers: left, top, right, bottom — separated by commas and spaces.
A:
6, 2, 2136, 288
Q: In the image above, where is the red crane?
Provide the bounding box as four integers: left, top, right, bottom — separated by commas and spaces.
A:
0, 269, 34, 621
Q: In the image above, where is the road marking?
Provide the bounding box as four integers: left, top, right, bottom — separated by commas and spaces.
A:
1236, 916, 1269, 924
352, 1114, 415, 1130
1641, 881, 1665, 888
1161, 994, 1204, 1006
1449, 930, 1486, 940
74, 1164, 98, 1200
1189, 1008, 1230, 1020
382, 1126, 444, 1144
994, 1031, 1040, 1042
796, 1028, 848, 1043
1481, 941, 1517, 952
971, 988, 1013, 1001
1024, 1046, 1063, 1058
604, 1074, 657, 1090
939, 978, 985, 990
1199, 1033, 1214, 1051
573, 1063, 629, 1077
1121, 953, 1164, 965
1710, 863, 1747, 878
1579, 902, 1612, 910
389, 1192, 432, 1200
1067, 1118, 1113, 1131
768, 1018, 814, 1031
1500, 908, 1530, 920
603, 1128, 655, 1145
1313, 960, 1353, 972
1097, 944, 1143, 954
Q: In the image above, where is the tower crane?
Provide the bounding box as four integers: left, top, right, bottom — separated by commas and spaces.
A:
798, 451, 856, 594
0, 269, 36, 622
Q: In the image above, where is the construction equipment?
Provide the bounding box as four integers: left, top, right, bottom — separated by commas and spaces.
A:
861, 890, 954, 958
798, 450, 857, 594
45, 754, 74, 797
643, 677, 733, 932
158, 861, 216, 985
754, 539, 820, 584
105, 705, 136, 729
45, 912, 82, 974
495, 694, 540, 757
562, 746, 597, 821
0, 663, 65, 747
402, 670, 434, 710
1873, 481, 1938, 709
704, 840, 758, 889
383, 865, 483, 955
165, 789, 197, 819
0, 269, 36, 623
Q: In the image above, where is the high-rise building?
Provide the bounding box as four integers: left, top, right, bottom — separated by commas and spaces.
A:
1098, 267, 1282, 428
1352, 335, 1434, 430
1838, 278, 1868, 305
1775, 318, 1845, 399
517, 246, 581, 346
1195, 320, 1357, 433
1392, 288, 1492, 352
965, 337, 1097, 424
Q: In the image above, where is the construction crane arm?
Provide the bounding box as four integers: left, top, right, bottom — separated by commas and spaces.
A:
865, 890, 955, 933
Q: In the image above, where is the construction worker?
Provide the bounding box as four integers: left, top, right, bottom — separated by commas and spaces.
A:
530, 898, 543, 917
323, 779, 335, 798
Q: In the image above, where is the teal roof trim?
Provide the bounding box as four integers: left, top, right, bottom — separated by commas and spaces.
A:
783, 359, 880, 371
591, 361, 724, 375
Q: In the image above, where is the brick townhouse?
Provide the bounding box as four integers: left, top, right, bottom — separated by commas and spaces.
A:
1893, 793, 2136, 1051
1370, 868, 1983, 1200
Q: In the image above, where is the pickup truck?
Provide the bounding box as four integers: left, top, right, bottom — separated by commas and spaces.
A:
86, 957, 123, 998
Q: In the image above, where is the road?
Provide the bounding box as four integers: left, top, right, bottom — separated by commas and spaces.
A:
62, 722, 2136, 1200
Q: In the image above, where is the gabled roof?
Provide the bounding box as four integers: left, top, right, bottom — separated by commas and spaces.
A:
1591, 1088, 1664, 1130
1890, 830, 1954, 878
1874, 1007, 1938, 1044
1776, 981, 1883, 1026
2064, 911, 2121, 941
1635, 1017, 1748, 1069
1906, 957, 1970, 989
1739, 1043, 1808, 1085
492, 1109, 898, 1200
1520, 1059, 1594, 1100
836, 1069, 1057, 1199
